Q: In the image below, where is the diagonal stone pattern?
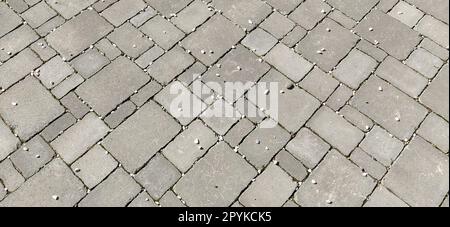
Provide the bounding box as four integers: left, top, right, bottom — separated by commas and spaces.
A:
0, 0, 448, 207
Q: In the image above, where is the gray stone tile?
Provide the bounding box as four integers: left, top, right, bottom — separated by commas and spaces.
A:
0, 25, 39, 62
417, 113, 449, 153
241, 28, 278, 56
108, 23, 154, 58
0, 158, 86, 207
40, 113, 77, 142
104, 101, 136, 129
300, 67, 339, 102
103, 101, 181, 173
0, 2, 23, 38
350, 148, 387, 180
0, 159, 25, 192
213, 0, 271, 30
275, 150, 308, 181
145, 0, 192, 16
46, 0, 96, 19
420, 64, 449, 121
71, 49, 110, 79
0, 119, 20, 161
0, 48, 42, 92
225, 118, 255, 147
174, 142, 257, 207
388, 1, 424, 27
21, 1, 56, 28
333, 49, 377, 89
406, 0, 449, 23
286, 128, 330, 169
0, 76, 64, 140
384, 136, 449, 207
160, 190, 185, 207
148, 46, 194, 84
294, 150, 376, 207
406, 48, 444, 79
364, 186, 409, 207
37, 56, 74, 89
61, 92, 90, 119
239, 164, 296, 207
171, 0, 213, 34
327, 0, 379, 20
128, 192, 157, 207
140, 15, 184, 50
100, 0, 146, 27
289, 0, 331, 30
260, 11, 295, 39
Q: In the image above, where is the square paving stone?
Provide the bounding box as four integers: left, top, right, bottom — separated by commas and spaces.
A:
360, 126, 404, 166
254, 69, 320, 132
355, 10, 421, 60
420, 64, 449, 121
0, 2, 23, 38
103, 101, 181, 173
21, 1, 56, 28
333, 49, 377, 89
213, 0, 272, 30
181, 15, 245, 66
0, 119, 19, 161
108, 23, 154, 58
37, 56, 74, 89
171, 0, 214, 34
307, 106, 364, 156
140, 15, 185, 50
286, 128, 330, 169
300, 67, 339, 102
0, 158, 86, 207
100, 0, 146, 27
136, 154, 181, 200
388, 1, 424, 27
417, 113, 449, 153
71, 49, 110, 79
288, 0, 331, 30
384, 136, 449, 207
71, 145, 118, 189
0, 48, 42, 94
265, 43, 313, 82
145, 0, 192, 16
294, 150, 377, 207
239, 164, 297, 207
46, 10, 114, 60
76, 56, 150, 116
260, 11, 295, 39
51, 113, 109, 164
297, 18, 358, 72
0, 76, 64, 141
327, 0, 379, 21
239, 121, 291, 170
351, 76, 428, 140
406, 48, 444, 79
241, 28, 278, 56
174, 142, 257, 207
376, 56, 428, 98
79, 168, 141, 207
364, 186, 408, 207
10, 136, 55, 178
46, 0, 96, 19
148, 46, 194, 84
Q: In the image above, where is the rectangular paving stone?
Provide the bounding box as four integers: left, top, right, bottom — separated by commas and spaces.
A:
10, 135, 55, 178
171, 0, 213, 34
356, 39, 388, 62
326, 84, 353, 111
300, 67, 340, 102
260, 11, 295, 39
104, 101, 136, 129
294, 150, 376, 207
103, 101, 181, 173
46, 10, 113, 60
108, 23, 154, 58
384, 136, 449, 207
36, 15, 65, 36
128, 192, 157, 207
130, 80, 162, 106
145, 0, 192, 16
265, 0, 302, 15
61, 92, 90, 119
21, 1, 57, 28
159, 190, 185, 207
174, 142, 257, 207
406, 48, 444, 79
46, 0, 96, 19
71, 49, 110, 79
307, 106, 364, 156
148, 47, 194, 84
135, 46, 164, 69
265, 43, 313, 82
420, 64, 449, 121
297, 18, 358, 72
420, 38, 449, 61
333, 49, 377, 89
101, 0, 146, 27
0, 25, 39, 62
0, 2, 23, 38
351, 76, 428, 140
417, 113, 449, 153
130, 7, 157, 27
71, 145, 118, 189
0, 158, 86, 207
406, 0, 449, 23
327, 0, 379, 20
163, 120, 217, 173
79, 168, 141, 207
95, 38, 121, 60
355, 10, 421, 60
241, 28, 278, 56
275, 150, 308, 181
181, 15, 245, 66
282, 26, 307, 48
30, 39, 56, 61
350, 148, 387, 180
0, 76, 64, 140
288, 0, 331, 30
51, 73, 85, 99
76, 56, 150, 116
340, 105, 374, 132
0, 48, 42, 91
239, 164, 297, 207
388, 1, 424, 28
140, 15, 184, 50
286, 128, 330, 169
201, 100, 241, 135
376, 56, 428, 98
40, 113, 76, 142
225, 118, 255, 148
136, 154, 181, 200
328, 9, 357, 29
51, 113, 109, 164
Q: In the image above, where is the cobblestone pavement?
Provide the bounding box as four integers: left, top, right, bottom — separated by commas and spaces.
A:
0, 0, 448, 207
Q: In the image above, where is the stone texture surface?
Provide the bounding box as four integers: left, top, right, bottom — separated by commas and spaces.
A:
0, 0, 447, 207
